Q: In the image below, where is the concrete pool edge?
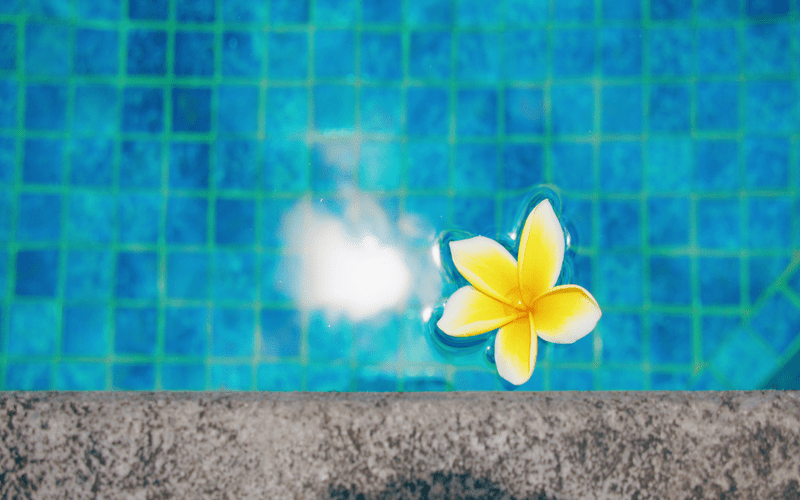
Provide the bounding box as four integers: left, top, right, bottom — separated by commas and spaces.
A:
1, 391, 798, 499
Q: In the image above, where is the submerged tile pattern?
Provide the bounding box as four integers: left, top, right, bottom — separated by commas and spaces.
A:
0, 0, 799, 391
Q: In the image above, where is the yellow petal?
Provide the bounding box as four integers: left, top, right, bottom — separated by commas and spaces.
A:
437, 286, 526, 337
517, 199, 565, 307
449, 236, 524, 309
495, 314, 537, 386
532, 285, 601, 344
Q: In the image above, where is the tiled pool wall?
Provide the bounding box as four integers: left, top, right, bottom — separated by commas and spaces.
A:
0, 0, 799, 392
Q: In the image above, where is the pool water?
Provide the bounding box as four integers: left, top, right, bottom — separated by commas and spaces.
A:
0, 0, 798, 391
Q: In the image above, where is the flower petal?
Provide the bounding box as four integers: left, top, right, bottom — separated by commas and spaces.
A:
517, 199, 565, 307
450, 236, 524, 309
532, 285, 601, 344
495, 314, 537, 386
437, 286, 526, 337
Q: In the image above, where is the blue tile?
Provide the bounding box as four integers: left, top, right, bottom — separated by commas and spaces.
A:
0, 0, 20, 13
313, 85, 355, 131
314, 0, 356, 24
452, 369, 500, 390
710, 326, 778, 388
504, 30, 548, 81
649, 28, 692, 76
697, 198, 741, 249
746, 0, 790, 16
56, 363, 106, 390
262, 140, 310, 192
0, 136, 12, 182
600, 141, 642, 193
260, 253, 297, 303
403, 371, 448, 392
9, 302, 58, 355
114, 307, 157, 355
550, 369, 593, 391
65, 250, 112, 300
407, 87, 449, 136
23, 0, 73, 18
67, 192, 115, 244
173, 87, 211, 133
505, 87, 544, 135
174, 31, 214, 77
603, 0, 641, 19
698, 0, 739, 19
214, 251, 257, 302
788, 268, 800, 296
697, 28, 739, 76
597, 254, 644, 306
746, 80, 794, 133
261, 198, 296, 248
747, 196, 791, 249
0, 80, 17, 129
597, 367, 645, 390
215, 199, 256, 246
360, 141, 401, 191
649, 312, 692, 364
354, 313, 400, 363
25, 23, 70, 76
222, 0, 266, 22
257, 363, 302, 390
457, 88, 497, 136
120, 140, 162, 188
651, 372, 691, 390
266, 87, 308, 135
363, 0, 402, 23
361, 87, 401, 133
167, 251, 209, 299
0, 252, 7, 299
745, 137, 789, 189
268, 33, 308, 79
355, 366, 397, 391
651, 0, 692, 19
25, 84, 67, 131
0, 188, 9, 243
701, 314, 739, 362
600, 312, 643, 363
549, 332, 594, 363
260, 309, 301, 357
23, 139, 63, 185
550, 84, 593, 135
696, 82, 738, 131
169, 142, 209, 189
271, 0, 309, 23
649, 83, 690, 132
646, 138, 692, 193
164, 306, 208, 356
118, 193, 161, 244
504, 0, 549, 23
694, 140, 739, 192
6, 363, 51, 390
70, 139, 114, 187
457, 0, 500, 25
113, 364, 155, 390
407, 141, 449, 189
311, 139, 357, 190
407, 0, 453, 25
751, 256, 790, 303
650, 256, 692, 305
177, 0, 214, 22
212, 308, 255, 357
452, 195, 494, 232
551, 142, 594, 191
216, 140, 258, 190
76, 0, 120, 19
18, 193, 61, 243
314, 30, 355, 78
126, 29, 167, 75
307, 312, 352, 362
361, 33, 402, 81
409, 31, 451, 79
602, 28, 642, 76
162, 364, 205, 390
115, 252, 158, 299
307, 365, 351, 391
599, 199, 640, 249
602, 85, 642, 134
552, 29, 595, 77
562, 198, 593, 248
458, 33, 500, 82
128, 0, 168, 19
73, 84, 118, 135
554, 0, 593, 20
648, 197, 690, 247
699, 257, 740, 306
453, 143, 497, 193
746, 23, 791, 75
218, 85, 259, 134
15, 250, 59, 297
122, 87, 164, 133
74, 29, 118, 76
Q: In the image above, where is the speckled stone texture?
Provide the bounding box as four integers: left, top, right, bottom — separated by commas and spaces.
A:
1, 392, 799, 499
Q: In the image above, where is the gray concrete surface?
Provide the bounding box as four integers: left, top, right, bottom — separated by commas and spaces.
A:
1, 391, 799, 499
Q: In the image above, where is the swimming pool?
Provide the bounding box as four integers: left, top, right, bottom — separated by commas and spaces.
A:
0, 0, 798, 391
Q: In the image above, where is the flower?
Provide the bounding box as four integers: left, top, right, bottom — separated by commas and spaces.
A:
436, 199, 602, 385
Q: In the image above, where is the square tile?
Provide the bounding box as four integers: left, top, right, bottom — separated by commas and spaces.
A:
172, 87, 212, 133
696, 82, 739, 131
453, 143, 497, 192
0, 136, 12, 182
25, 23, 70, 76
270, 0, 309, 23
562, 198, 593, 248
698, 0, 739, 19
504, 0, 549, 24
363, 0, 402, 23
307, 312, 352, 362
262, 140, 310, 192
212, 308, 255, 357
169, 142, 210, 189
216, 140, 259, 190
407, 141, 449, 189
746, 80, 794, 133
650, 256, 692, 305
552, 28, 595, 77
697, 27, 739, 76
311, 139, 357, 189
749, 255, 790, 303
257, 363, 302, 390
113, 364, 155, 390
457, 88, 497, 136
745, 137, 789, 189
177, 0, 214, 22
403, 369, 448, 392
600, 141, 642, 193
174, 31, 215, 77
554, 0, 594, 20
406, 0, 453, 26
361, 33, 402, 81
355, 366, 397, 391
600, 312, 643, 363
9, 302, 58, 355
701, 314, 739, 362
650, 0, 692, 19
118, 193, 161, 244
260, 254, 297, 303
407, 87, 449, 136
649, 83, 690, 132
646, 138, 692, 192
649, 28, 692, 76
551, 142, 594, 191
6, 364, 51, 390
648, 197, 690, 247
67, 192, 115, 244
25, 84, 67, 131
114, 307, 157, 355
697, 198, 741, 249
215, 199, 256, 246
23, 139, 64, 185
457, 33, 500, 82
120, 140, 162, 188
651, 372, 691, 390
747, 196, 791, 249
359, 141, 401, 190
699, 257, 740, 306
361, 87, 401, 133
599, 199, 641, 249
306, 365, 351, 391
0, 80, 17, 129
601, 28, 642, 76
260, 199, 298, 248
596, 253, 644, 306
164, 306, 208, 356
504, 30, 547, 81
746, 23, 791, 75
603, 0, 641, 19
266, 87, 308, 135
550, 84, 593, 135
505, 87, 544, 135
457, 0, 500, 26
56, 363, 107, 390
596, 368, 645, 390
122, 87, 164, 133
74, 29, 118, 75
408, 31, 451, 79
549, 332, 594, 363
162, 364, 206, 390
694, 140, 739, 192
746, 0, 790, 16
550, 369, 593, 391
73, 84, 118, 135
602, 85, 643, 134
260, 308, 301, 357
314, 30, 355, 78
649, 312, 692, 364
710, 326, 778, 388
222, 0, 266, 22
126, 29, 167, 75
313, 85, 355, 131
115, 252, 158, 299
166, 197, 208, 245
167, 251, 210, 299
315, 0, 357, 25
18, 193, 61, 243
268, 33, 308, 79
65, 250, 112, 300
452, 196, 494, 232
354, 313, 400, 363
15, 250, 59, 297
128, 0, 168, 19
70, 139, 114, 187
452, 369, 500, 390
218, 85, 259, 134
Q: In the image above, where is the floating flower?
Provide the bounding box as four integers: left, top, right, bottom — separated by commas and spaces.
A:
436, 199, 601, 385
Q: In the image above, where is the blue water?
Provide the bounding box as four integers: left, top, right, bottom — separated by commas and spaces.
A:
0, 0, 799, 391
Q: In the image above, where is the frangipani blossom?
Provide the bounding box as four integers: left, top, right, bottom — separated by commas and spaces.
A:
436, 199, 602, 385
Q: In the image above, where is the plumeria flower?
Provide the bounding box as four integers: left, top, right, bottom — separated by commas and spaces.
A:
436, 199, 601, 386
